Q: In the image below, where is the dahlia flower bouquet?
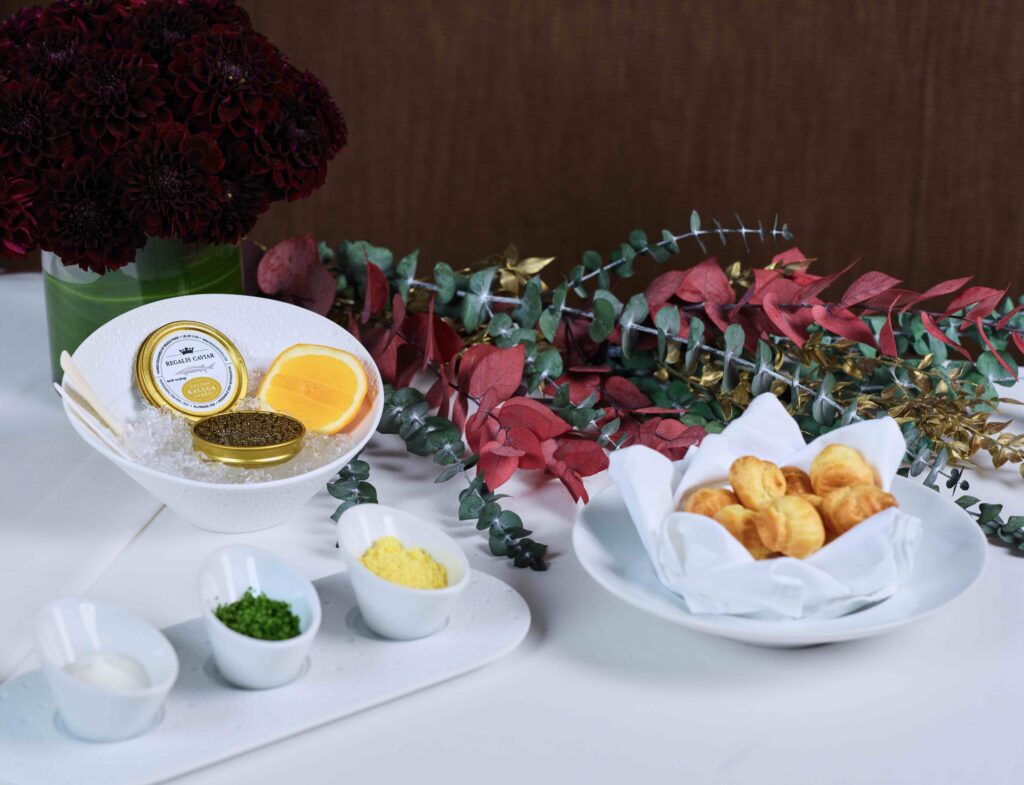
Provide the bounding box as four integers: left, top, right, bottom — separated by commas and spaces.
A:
0, 0, 346, 272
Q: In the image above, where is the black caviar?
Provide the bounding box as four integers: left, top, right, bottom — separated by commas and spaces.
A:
193, 411, 304, 447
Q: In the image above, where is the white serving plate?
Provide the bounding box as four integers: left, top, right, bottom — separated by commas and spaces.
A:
60, 294, 383, 533
573, 476, 986, 647
0, 571, 530, 785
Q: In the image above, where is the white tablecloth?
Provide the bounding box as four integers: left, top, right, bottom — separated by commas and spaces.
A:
2, 272, 1023, 785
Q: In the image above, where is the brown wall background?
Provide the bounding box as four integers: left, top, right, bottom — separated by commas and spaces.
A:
4, 0, 1023, 291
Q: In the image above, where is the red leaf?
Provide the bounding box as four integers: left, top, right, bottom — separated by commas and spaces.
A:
287, 262, 335, 315
899, 276, 972, 313
360, 260, 389, 323
943, 286, 1004, 318
388, 293, 406, 341
996, 304, 1024, 330
426, 366, 453, 418
568, 364, 612, 373
458, 344, 498, 389
676, 258, 735, 305
811, 304, 877, 345
1013, 332, 1024, 356
478, 442, 519, 490
467, 344, 525, 402
541, 439, 589, 503
393, 343, 421, 388
602, 376, 653, 410
770, 247, 810, 269
796, 262, 857, 302
627, 418, 704, 461
919, 312, 972, 360
878, 303, 897, 357
553, 438, 609, 477
257, 234, 317, 295
645, 270, 687, 311
554, 372, 601, 405
975, 318, 1016, 375
361, 328, 403, 383
763, 292, 807, 347
465, 409, 499, 453
508, 426, 545, 470
840, 271, 902, 307
451, 392, 469, 434
498, 397, 571, 440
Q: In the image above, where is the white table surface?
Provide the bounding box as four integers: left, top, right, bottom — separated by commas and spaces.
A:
2, 271, 1023, 785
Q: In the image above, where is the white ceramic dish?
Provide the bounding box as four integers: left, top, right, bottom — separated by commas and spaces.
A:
573, 476, 986, 647
1, 570, 530, 785
33, 597, 178, 742
337, 504, 470, 640
59, 294, 383, 533
199, 545, 321, 689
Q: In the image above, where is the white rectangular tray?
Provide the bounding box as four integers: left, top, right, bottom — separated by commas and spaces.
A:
0, 571, 530, 785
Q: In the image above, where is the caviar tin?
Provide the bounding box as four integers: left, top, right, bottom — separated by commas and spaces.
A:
191, 411, 306, 469
134, 321, 248, 420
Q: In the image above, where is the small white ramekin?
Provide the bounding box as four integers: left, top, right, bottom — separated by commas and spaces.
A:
337, 504, 470, 640
33, 597, 178, 742
199, 545, 321, 689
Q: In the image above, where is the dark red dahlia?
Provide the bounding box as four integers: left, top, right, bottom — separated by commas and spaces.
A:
190, 0, 253, 30
38, 157, 145, 272
0, 79, 68, 168
205, 167, 269, 244
0, 5, 43, 40
168, 27, 283, 136
116, 0, 205, 65
257, 70, 347, 201
65, 45, 170, 154
116, 122, 225, 240
24, 19, 87, 85
0, 169, 37, 258
42, 0, 129, 45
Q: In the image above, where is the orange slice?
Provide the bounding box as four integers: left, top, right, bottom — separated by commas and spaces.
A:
257, 344, 368, 434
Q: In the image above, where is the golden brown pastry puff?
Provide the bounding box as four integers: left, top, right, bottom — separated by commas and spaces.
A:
821, 484, 898, 539
794, 492, 824, 511
809, 444, 876, 495
714, 505, 774, 560
728, 456, 786, 510
782, 466, 814, 495
683, 487, 739, 518
753, 496, 826, 559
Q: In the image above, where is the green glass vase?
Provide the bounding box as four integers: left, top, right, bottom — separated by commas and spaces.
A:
42, 237, 244, 382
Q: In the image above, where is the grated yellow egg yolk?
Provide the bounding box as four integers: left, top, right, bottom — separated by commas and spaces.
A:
359, 536, 448, 589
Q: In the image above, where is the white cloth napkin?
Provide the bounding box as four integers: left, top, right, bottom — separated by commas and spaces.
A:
608, 393, 922, 619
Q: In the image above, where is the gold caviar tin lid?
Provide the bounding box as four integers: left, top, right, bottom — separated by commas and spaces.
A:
191, 411, 305, 469
134, 320, 248, 421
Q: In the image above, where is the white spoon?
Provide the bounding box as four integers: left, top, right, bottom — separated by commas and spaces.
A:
59, 350, 125, 438
54, 383, 132, 460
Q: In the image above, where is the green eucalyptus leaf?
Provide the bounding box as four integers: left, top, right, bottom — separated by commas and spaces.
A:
433, 262, 456, 303
539, 308, 561, 343
684, 317, 705, 373
513, 277, 543, 328
589, 297, 616, 342
628, 229, 648, 251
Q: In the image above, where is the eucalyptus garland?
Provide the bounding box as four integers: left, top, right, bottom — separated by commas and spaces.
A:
257, 212, 1024, 568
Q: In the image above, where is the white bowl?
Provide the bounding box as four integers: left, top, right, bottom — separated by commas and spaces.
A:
33, 597, 178, 742
337, 504, 470, 640
60, 293, 383, 533
199, 545, 321, 689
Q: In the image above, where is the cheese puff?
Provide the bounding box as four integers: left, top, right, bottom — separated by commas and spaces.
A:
782, 466, 814, 495
728, 456, 786, 510
809, 444, 876, 495
683, 487, 739, 518
714, 504, 774, 560
821, 484, 898, 539
753, 496, 826, 559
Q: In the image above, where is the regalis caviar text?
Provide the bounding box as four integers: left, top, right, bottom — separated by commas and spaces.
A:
135, 321, 248, 420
